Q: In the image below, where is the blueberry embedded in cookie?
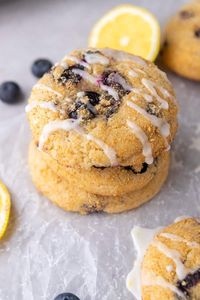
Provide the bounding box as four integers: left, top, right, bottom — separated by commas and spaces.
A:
58, 64, 85, 85
179, 10, 195, 20
177, 268, 200, 297
194, 28, 200, 38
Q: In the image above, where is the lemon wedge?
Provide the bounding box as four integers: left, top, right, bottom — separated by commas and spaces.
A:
0, 180, 11, 239
89, 4, 160, 61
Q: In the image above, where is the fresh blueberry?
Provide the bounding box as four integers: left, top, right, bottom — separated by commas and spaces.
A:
54, 292, 80, 300
31, 58, 53, 78
0, 81, 21, 104
195, 28, 200, 38
84, 91, 100, 105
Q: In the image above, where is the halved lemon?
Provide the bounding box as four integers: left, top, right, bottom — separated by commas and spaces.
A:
0, 180, 11, 239
89, 5, 160, 61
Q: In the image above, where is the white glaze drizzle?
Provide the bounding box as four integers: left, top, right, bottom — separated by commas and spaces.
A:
77, 91, 85, 98
174, 216, 191, 223
129, 70, 139, 78
166, 264, 173, 272
60, 61, 68, 69
110, 72, 132, 91
39, 119, 118, 166
129, 68, 146, 78
39, 119, 81, 150
100, 84, 119, 101
142, 79, 169, 109
34, 83, 63, 98
134, 68, 146, 75
72, 69, 98, 85
152, 240, 190, 280
127, 120, 153, 164
127, 100, 170, 138
143, 272, 186, 299
143, 94, 153, 103
159, 86, 171, 98
126, 226, 161, 300
25, 101, 58, 113
101, 48, 147, 66
131, 88, 153, 103
128, 78, 153, 103
131, 88, 143, 94
86, 133, 118, 166
160, 233, 199, 248
84, 52, 109, 65
62, 55, 90, 69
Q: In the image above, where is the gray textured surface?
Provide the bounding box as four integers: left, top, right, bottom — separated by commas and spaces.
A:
0, 0, 200, 299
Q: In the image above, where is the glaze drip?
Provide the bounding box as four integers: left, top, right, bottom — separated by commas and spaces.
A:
39, 119, 118, 166
25, 101, 58, 113
127, 120, 153, 164
34, 83, 63, 98
127, 100, 170, 138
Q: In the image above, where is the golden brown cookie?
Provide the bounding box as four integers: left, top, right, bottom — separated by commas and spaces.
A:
141, 217, 200, 299
32, 138, 168, 197
26, 48, 178, 169
28, 142, 170, 214
162, 1, 200, 81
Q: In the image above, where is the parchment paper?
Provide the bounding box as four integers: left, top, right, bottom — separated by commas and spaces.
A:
0, 0, 200, 299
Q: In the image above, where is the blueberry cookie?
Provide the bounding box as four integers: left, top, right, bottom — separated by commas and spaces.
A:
33, 138, 167, 196
128, 218, 200, 299
162, 1, 200, 81
28, 142, 170, 214
26, 48, 178, 169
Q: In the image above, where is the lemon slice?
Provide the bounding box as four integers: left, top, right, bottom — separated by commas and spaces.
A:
89, 5, 160, 61
0, 180, 11, 239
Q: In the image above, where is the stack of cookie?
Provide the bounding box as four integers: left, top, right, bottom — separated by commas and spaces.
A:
26, 48, 178, 214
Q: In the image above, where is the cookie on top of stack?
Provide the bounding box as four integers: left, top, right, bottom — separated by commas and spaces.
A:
26, 48, 178, 214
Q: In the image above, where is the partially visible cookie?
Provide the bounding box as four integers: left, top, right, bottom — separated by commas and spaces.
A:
162, 1, 200, 81
141, 218, 200, 299
28, 142, 169, 214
